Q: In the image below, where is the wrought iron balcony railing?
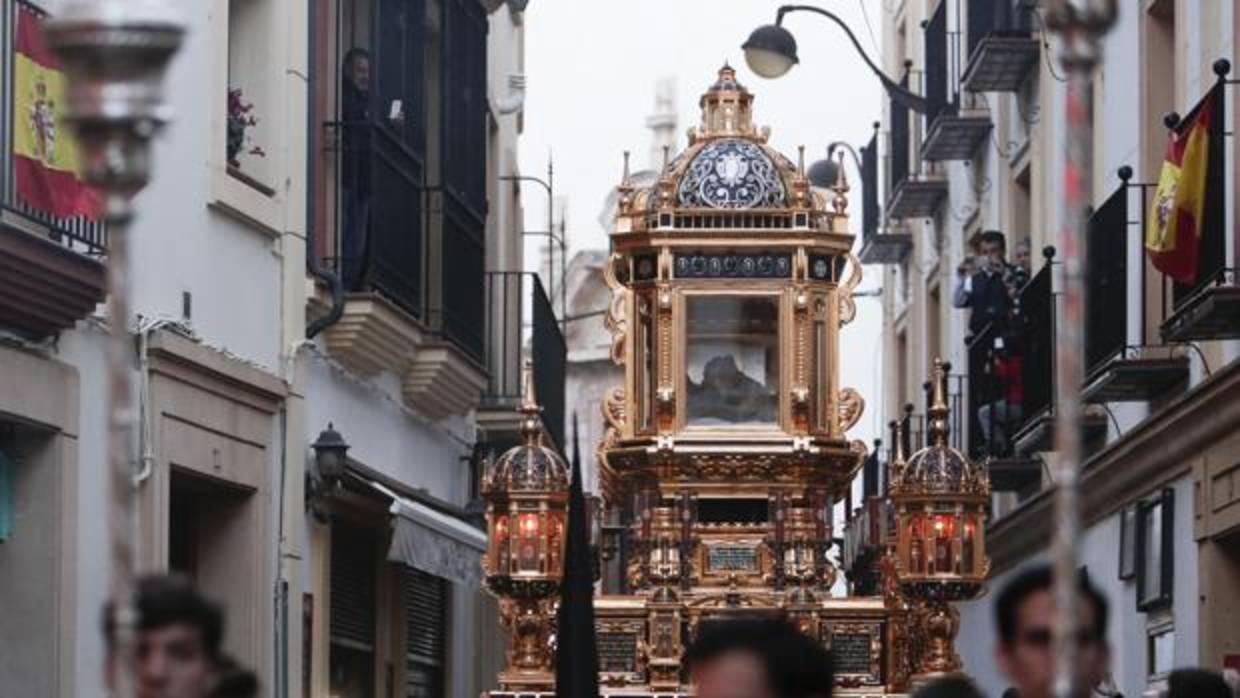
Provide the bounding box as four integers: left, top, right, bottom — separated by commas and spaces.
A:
1, 0, 106, 256
481, 271, 566, 451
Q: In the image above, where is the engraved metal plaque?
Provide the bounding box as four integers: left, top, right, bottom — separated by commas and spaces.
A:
597, 631, 639, 674
706, 544, 759, 573
831, 632, 874, 676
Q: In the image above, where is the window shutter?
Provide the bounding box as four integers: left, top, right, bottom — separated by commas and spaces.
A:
331, 521, 377, 649
404, 568, 448, 698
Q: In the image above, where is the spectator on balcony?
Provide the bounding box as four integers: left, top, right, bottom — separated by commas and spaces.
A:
954, 230, 1015, 335
1006, 238, 1032, 299
340, 48, 372, 291
978, 330, 1023, 456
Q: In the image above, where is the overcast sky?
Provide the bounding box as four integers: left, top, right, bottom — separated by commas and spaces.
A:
518, 0, 889, 451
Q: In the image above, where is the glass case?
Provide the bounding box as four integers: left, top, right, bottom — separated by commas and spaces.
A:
684, 295, 780, 426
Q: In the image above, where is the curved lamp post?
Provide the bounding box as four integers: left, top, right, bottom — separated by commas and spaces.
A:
743, 5, 927, 114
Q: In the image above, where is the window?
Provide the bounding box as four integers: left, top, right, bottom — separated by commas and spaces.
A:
0, 444, 13, 542
226, 0, 276, 190
1119, 503, 1138, 580
330, 521, 378, 698
685, 296, 779, 427
403, 568, 448, 698
1137, 489, 1174, 611
927, 284, 942, 370
436, 0, 488, 357
1147, 620, 1175, 680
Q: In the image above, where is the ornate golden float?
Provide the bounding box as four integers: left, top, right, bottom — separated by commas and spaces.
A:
485, 66, 987, 697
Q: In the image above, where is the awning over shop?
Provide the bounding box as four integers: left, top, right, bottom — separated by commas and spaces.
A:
350, 473, 487, 587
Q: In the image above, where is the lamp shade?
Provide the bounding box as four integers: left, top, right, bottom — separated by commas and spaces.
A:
742, 24, 798, 78
311, 423, 349, 480
808, 157, 840, 189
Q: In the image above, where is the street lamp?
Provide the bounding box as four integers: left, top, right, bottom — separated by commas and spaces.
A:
743, 5, 928, 113
500, 161, 567, 321
311, 423, 350, 484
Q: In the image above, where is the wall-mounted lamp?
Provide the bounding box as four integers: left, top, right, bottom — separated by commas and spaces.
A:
308, 423, 350, 522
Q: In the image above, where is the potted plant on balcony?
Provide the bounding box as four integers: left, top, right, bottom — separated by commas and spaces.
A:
226, 88, 266, 168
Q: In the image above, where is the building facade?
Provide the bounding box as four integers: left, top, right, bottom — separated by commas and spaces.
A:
0, 0, 545, 697
867, 1, 1240, 694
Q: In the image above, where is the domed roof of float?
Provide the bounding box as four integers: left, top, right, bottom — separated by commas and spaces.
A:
615, 64, 846, 232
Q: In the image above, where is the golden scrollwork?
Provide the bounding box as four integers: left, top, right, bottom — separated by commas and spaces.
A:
838, 387, 865, 433
604, 253, 629, 366
838, 252, 863, 325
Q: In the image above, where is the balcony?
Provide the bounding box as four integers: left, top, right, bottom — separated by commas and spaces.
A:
885, 174, 948, 220
857, 131, 910, 264
1157, 78, 1240, 342
960, 0, 1039, 93
1082, 181, 1188, 403
314, 118, 486, 419
884, 73, 946, 220
0, 0, 107, 340
921, 110, 991, 162
920, 0, 990, 162
475, 272, 567, 452
1161, 268, 1240, 342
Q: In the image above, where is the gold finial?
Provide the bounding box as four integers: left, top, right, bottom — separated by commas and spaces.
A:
831, 150, 850, 215
926, 358, 950, 446
797, 145, 806, 177
621, 150, 632, 186
519, 360, 544, 444
889, 419, 907, 484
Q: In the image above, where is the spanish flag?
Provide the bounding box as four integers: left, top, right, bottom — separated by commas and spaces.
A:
1145, 86, 1217, 285
11, 5, 100, 219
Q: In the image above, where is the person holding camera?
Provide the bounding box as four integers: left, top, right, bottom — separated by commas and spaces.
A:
954, 230, 1015, 335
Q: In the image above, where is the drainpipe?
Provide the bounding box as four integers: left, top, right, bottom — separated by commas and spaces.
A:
305, 8, 344, 340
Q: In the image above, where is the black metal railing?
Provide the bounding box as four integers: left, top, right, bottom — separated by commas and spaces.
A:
861, 132, 879, 241
324, 118, 425, 319
483, 272, 566, 449
1018, 257, 1055, 423
967, 0, 1034, 58
1, 0, 106, 256
1084, 184, 1128, 377
966, 321, 1018, 459
888, 74, 911, 198
964, 252, 1053, 459
924, 0, 954, 124
436, 192, 486, 361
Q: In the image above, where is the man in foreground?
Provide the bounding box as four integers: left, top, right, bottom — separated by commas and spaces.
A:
103, 574, 226, 698
995, 565, 1111, 698
684, 617, 833, 698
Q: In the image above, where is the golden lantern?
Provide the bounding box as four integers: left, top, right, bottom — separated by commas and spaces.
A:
889, 358, 989, 679
481, 364, 570, 691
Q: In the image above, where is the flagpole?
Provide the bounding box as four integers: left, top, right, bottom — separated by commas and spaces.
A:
44, 6, 183, 698
1044, 4, 1115, 698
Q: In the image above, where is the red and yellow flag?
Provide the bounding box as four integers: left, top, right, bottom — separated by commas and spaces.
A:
1145, 87, 1215, 285
12, 5, 100, 219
